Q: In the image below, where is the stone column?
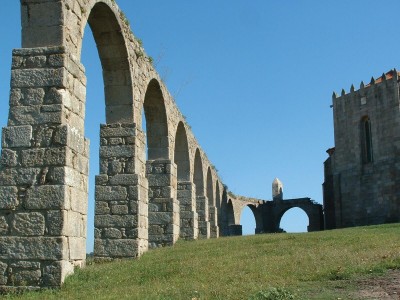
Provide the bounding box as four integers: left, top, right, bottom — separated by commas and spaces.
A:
147, 160, 179, 248
209, 206, 219, 238
228, 225, 242, 236
94, 124, 148, 259
178, 181, 198, 240
197, 196, 210, 238
0, 47, 88, 289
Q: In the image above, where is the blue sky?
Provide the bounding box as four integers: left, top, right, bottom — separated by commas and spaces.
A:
1, 1, 400, 250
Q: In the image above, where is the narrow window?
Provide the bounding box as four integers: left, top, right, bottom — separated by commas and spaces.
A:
362, 117, 373, 163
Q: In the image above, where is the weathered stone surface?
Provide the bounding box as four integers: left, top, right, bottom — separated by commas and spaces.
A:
47, 210, 86, 237
12, 269, 41, 286
100, 145, 135, 158
103, 228, 122, 239
94, 239, 138, 257
1, 149, 18, 167
11, 68, 66, 88
0, 186, 19, 210
0, 216, 9, 235
42, 260, 74, 286
100, 124, 136, 138
0, 261, 7, 285
2, 125, 32, 148
8, 105, 63, 125
95, 186, 127, 201
23, 88, 46, 105
110, 204, 128, 215
0, 168, 41, 186
95, 201, 110, 215
25, 185, 67, 209
9, 261, 40, 269
148, 212, 172, 225
109, 174, 138, 186
0, 237, 67, 260
21, 147, 67, 167
12, 212, 45, 236
95, 215, 137, 228
68, 237, 86, 260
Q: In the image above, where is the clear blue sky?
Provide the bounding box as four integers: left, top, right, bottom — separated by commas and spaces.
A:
1, 1, 400, 250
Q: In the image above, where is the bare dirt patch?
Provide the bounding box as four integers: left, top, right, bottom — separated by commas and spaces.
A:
354, 269, 400, 299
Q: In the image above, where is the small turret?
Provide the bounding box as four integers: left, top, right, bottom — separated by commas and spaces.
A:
272, 178, 283, 201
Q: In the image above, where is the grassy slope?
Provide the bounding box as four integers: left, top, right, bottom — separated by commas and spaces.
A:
8, 224, 400, 300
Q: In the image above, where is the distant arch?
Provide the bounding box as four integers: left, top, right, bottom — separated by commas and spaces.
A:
143, 79, 169, 160
174, 122, 190, 181
278, 207, 309, 232
226, 199, 235, 226
215, 181, 221, 210
193, 149, 204, 196
239, 204, 263, 234
206, 167, 214, 207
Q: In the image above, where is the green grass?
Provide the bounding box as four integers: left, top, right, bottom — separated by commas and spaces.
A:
5, 223, 400, 299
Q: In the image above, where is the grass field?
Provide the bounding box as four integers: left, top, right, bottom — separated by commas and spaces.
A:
5, 223, 400, 299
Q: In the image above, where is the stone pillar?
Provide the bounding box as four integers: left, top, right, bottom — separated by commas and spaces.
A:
94, 124, 148, 259
178, 181, 198, 240
0, 47, 88, 289
197, 196, 210, 238
228, 225, 242, 236
209, 206, 219, 238
147, 160, 179, 248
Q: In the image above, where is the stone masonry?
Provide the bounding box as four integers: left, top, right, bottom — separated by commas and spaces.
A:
0, 0, 225, 290
324, 70, 400, 229
0, 0, 327, 292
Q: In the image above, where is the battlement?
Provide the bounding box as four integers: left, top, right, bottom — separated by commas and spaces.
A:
332, 69, 400, 100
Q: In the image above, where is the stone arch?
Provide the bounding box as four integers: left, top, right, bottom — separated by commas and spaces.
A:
206, 167, 214, 207
143, 79, 169, 160
206, 167, 218, 237
193, 149, 209, 238
174, 122, 190, 181
3, 0, 148, 289
277, 206, 310, 232
215, 181, 221, 209
22, 0, 135, 124
239, 204, 263, 234
193, 149, 204, 197
174, 122, 197, 240
86, 2, 134, 123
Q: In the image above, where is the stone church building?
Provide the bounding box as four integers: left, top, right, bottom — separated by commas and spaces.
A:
323, 69, 400, 229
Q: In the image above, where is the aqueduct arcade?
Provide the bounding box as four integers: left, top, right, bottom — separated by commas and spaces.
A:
0, 0, 323, 290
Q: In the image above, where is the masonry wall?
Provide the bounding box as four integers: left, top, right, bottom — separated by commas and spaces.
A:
0, 0, 226, 290
327, 73, 400, 228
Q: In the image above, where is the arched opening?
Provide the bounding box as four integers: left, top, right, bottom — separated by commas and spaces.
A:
226, 199, 235, 226
143, 79, 173, 248
143, 79, 169, 160
215, 182, 221, 209
194, 149, 208, 237
81, 16, 105, 254
86, 3, 134, 124
193, 149, 204, 197
174, 122, 190, 181
279, 207, 309, 233
174, 122, 193, 239
206, 167, 217, 237
81, 3, 134, 254
240, 206, 257, 235
206, 168, 214, 207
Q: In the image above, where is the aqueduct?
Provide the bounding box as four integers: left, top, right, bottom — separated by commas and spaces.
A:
0, 0, 323, 290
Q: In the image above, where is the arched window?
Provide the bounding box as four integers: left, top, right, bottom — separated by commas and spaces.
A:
361, 116, 373, 163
